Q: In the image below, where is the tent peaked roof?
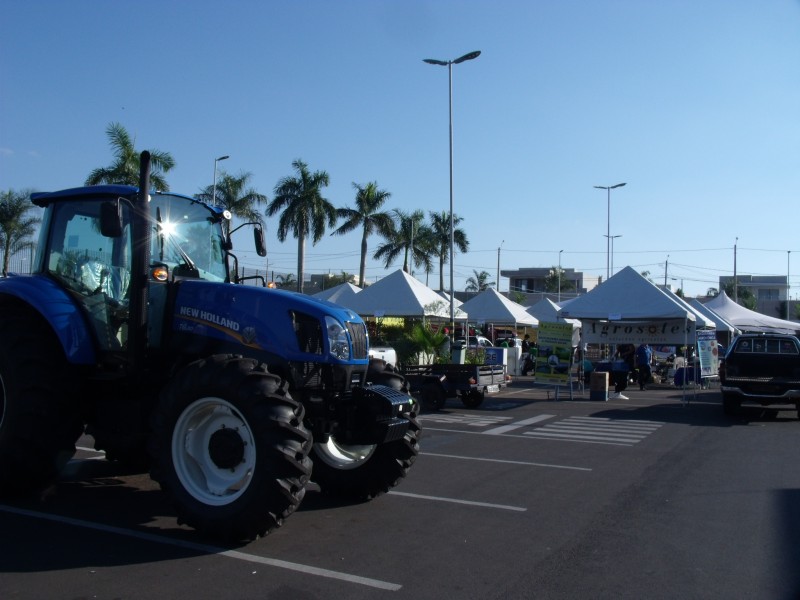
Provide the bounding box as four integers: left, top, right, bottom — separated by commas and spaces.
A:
558, 266, 696, 321
703, 291, 799, 334
311, 282, 361, 306
346, 269, 466, 318
659, 286, 714, 328
459, 288, 538, 325
527, 297, 580, 327
689, 298, 738, 335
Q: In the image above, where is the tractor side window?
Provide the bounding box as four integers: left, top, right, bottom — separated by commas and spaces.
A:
46, 201, 133, 351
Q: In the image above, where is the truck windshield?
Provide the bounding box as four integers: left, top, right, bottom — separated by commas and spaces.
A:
150, 194, 227, 282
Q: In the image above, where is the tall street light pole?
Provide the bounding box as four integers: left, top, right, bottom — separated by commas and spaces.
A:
424, 50, 481, 336
558, 249, 564, 302
594, 182, 626, 281
212, 155, 230, 207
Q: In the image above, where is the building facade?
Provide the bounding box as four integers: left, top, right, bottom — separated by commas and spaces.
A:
718, 274, 790, 319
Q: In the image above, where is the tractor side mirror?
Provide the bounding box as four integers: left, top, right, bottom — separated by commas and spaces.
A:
100, 200, 123, 238
254, 224, 266, 257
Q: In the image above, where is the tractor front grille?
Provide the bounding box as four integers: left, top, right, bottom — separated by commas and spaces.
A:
346, 321, 368, 359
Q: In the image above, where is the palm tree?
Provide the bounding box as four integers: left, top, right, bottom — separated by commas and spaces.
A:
428, 210, 469, 291
331, 182, 394, 288
0, 189, 40, 276
275, 272, 296, 289
198, 171, 267, 235
543, 266, 575, 293
85, 122, 175, 190
373, 209, 432, 275
267, 159, 336, 293
465, 269, 494, 292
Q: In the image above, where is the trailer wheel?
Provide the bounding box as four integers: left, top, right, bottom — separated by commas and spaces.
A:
149, 355, 312, 541
310, 411, 421, 501
422, 381, 447, 411
0, 307, 82, 496
461, 389, 484, 408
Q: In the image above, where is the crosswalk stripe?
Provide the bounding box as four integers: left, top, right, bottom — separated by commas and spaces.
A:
524, 416, 663, 445
483, 414, 556, 435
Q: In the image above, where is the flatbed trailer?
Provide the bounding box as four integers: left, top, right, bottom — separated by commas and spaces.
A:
401, 363, 507, 410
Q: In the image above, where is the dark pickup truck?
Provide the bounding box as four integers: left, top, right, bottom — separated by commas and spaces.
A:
719, 333, 800, 417
400, 363, 508, 410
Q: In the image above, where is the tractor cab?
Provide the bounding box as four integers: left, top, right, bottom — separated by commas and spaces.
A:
32, 186, 231, 355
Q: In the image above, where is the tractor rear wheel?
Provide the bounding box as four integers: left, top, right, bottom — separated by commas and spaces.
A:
149, 355, 312, 541
0, 307, 82, 495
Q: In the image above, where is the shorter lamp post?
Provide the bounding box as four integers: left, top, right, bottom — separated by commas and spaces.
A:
212, 155, 229, 206
604, 234, 622, 276
497, 240, 504, 291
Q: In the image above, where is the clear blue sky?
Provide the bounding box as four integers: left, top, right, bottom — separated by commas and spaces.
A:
2, 0, 799, 298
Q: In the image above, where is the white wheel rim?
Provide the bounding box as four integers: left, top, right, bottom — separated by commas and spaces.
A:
172, 397, 255, 506
314, 437, 376, 470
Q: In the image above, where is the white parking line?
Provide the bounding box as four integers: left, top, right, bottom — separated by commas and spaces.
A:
422, 451, 591, 472
483, 414, 556, 435
388, 491, 527, 512
0, 505, 402, 591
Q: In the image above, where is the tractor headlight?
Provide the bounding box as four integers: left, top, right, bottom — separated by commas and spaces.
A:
325, 316, 351, 360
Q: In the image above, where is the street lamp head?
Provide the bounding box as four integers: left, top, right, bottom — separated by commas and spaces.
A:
610, 182, 626, 189
453, 50, 481, 64
424, 51, 481, 66
216, 155, 230, 162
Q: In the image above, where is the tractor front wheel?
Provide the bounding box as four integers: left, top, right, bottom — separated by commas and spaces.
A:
310, 411, 421, 501
149, 355, 312, 541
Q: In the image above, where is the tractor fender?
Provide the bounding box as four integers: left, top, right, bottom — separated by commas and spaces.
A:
0, 274, 96, 364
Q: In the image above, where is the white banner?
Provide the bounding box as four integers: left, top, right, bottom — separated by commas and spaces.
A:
581, 319, 695, 344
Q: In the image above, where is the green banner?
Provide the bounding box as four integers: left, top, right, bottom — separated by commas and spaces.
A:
536, 322, 574, 385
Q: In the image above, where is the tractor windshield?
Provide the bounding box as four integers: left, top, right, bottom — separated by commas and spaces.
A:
150, 194, 228, 282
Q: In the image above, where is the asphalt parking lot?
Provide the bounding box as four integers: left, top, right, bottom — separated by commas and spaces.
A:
3, 378, 800, 599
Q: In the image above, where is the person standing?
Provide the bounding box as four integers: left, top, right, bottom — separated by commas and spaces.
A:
636, 343, 653, 390
612, 343, 635, 399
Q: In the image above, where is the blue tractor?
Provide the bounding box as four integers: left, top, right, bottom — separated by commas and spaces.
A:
0, 152, 420, 540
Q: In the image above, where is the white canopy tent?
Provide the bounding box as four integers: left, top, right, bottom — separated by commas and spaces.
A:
346, 269, 467, 319
311, 282, 361, 306
659, 286, 715, 329
557, 267, 703, 345
689, 298, 740, 343
526, 298, 581, 346
459, 288, 538, 327
702, 292, 800, 335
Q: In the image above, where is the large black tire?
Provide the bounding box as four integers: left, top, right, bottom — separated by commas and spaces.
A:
0, 307, 83, 495
148, 355, 312, 541
312, 362, 421, 500
310, 412, 421, 501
